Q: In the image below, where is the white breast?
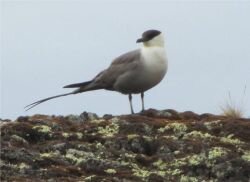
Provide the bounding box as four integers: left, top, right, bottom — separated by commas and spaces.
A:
113, 46, 167, 94
140, 46, 168, 88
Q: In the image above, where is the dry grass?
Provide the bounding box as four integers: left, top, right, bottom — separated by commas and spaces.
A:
221, 102, 244, 119
220, 86, 246, 119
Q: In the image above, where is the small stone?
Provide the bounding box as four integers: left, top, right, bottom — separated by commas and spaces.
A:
16, 116, 29, 122
80, 112, 99, 122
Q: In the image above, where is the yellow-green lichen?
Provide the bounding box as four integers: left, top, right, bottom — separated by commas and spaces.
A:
127, 134, 139, 140
170, 158, 187, 168
33, 125, 51, 133
40, 151, 60, 158
162, 135, 178, 140
184, 131, 215, 140
204, 120, 222, 130
65, 148, 94, 165
169, 153, 206, 168
220, 134, 243, 145
76, 132, 83, 139
18, 162, 30, 169
170, 169, 182, 175
180, 175, 199, 182
65, 153, 84, 165
148, 159, 182, 177
95, 142, 105, 150
62, 132, 70, 138
104, 168, 117, 174
90, 119, 106, 124
69, 148, 94, 158
162, 168, 182, 176
158, 122, 188, 134
136, 158, 183, 177
208, 147, 228, 160
241, 150, 250, 162
132, 165, 152, 178
173, 150, 181, 155
124, 152, 136, 159
188, 153, 205, 166
143, 135, 153, 142
11, 135, 28, 144
153, 159, 167, 170
185, 131, 243, 147
84, 175, 96, 181
119, 160, 130, 166
97, 122, 119, 137
157, 170, 166, 177
62, 132, 83, 139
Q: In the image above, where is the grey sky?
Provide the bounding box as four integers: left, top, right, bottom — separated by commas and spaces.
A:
1, 0, 250, 120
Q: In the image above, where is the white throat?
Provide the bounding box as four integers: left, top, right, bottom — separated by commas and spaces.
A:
143, 33, 165, 47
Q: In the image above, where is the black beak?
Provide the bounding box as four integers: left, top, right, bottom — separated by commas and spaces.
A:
136, 38, 144, 43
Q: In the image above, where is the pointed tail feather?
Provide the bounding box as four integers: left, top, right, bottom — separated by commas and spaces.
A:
25, 92, 74, 111
25, 80, 103, 111
63, 81, 92, 88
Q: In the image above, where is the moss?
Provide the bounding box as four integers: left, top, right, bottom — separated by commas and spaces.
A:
241, 150, 250, 162
180, 175, 199, 182
62, 132, 70, 138
64, 148, 95, 165
40, 151, 59, 158
62, 132, 83, 139
132, 164, 152, 178
188, 153, 205, 166
119, 160, 130, 166
170, 158, 187, 168
170, 169, 182, 175
220, 134, 243, 145
97, 122, 119, 137
32, 125, 51, 133
204, 120, 222, 130
2, 112, 250, 181
95, 142, 105, 150
134, 168, 181, 178
158, 122, 187, 134
171, 153, 206, 168
157, 127, 166, 133
185, 131, 243, 147
162, 135, 178, 140
104, 168, 117, 174
124, 152, 136, 159
65, 153, 84, 165
136, 159, 183, 177
90, 119, 106, 124
11, 135, 28, 144
84, 175, 96, 181
208, 147, 228, 160
127, 134, 139, 140
153, 159, 167, 170
76, 132, 83, 139
183, 131, 215, 140
18, 162, 30, 169
173, 150, 181, 155
142, 135, 153, 142
157, 170, 166, 177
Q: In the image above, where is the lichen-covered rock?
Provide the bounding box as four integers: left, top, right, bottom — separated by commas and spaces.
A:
1, 110, 250, 181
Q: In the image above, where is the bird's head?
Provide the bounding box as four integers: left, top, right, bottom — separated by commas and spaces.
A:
136, 29, 164, 47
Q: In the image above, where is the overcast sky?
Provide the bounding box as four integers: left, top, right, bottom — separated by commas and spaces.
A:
1, 0, 250, 120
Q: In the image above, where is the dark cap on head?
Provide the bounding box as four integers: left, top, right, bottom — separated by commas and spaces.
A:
136, 30, 161, 43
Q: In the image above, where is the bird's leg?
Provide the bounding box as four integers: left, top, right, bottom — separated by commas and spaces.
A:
141, 92, 145, 112
129, 94, 134, 114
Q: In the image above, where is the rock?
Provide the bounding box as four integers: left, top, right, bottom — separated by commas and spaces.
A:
1, 109, 250, 181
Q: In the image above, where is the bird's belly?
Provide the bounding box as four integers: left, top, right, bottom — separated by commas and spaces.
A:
114, 59, 167, 94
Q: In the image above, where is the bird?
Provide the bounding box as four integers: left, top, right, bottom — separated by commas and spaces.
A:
25, 29, 168, 114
